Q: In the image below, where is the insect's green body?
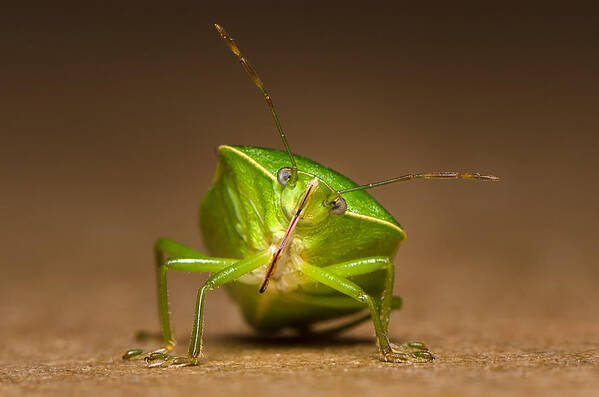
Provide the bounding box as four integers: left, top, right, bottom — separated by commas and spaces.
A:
122, 24, 497, 367
201, 145, 405, 331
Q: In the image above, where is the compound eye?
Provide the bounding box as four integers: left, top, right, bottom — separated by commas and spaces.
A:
277, 167, 293, 186
329, 197, 347, 215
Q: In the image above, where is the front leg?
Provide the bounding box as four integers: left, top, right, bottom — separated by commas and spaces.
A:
123, 238, 235, 361
301, 261, 434, 363
145, 249, 273, 367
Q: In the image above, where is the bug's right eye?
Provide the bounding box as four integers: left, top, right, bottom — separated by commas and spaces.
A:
329, 197, 347, 215
277, 167, 293, 186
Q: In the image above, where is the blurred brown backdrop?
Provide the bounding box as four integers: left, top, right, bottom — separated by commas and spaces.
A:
1, 4, 598, 396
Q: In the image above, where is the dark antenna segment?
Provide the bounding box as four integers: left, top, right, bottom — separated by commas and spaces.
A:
215, 24, 298, 186
338, 172, 499, 194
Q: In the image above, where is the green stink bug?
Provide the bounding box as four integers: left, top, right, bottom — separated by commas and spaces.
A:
123, 24, 499, 367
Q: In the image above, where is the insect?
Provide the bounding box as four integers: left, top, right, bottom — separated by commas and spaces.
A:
123, 24, 499, 367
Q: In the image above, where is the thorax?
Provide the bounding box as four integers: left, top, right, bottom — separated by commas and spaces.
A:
238, 232, 307, 293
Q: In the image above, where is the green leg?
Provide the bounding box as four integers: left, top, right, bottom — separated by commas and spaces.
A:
323, 257, 426, 356
154, 237, 208, 260
290, 257, 396, 335
380, 259, 394, 333
145, 249, 272, 367
300, 261, 433, 363
123, 238, 235, 361
324, 256, 395, 332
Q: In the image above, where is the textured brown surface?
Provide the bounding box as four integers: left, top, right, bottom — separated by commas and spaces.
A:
2, 273, 599, 397
2, 5, 599, 397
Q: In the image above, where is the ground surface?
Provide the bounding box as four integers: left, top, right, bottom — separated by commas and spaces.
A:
2, 269, 598, 397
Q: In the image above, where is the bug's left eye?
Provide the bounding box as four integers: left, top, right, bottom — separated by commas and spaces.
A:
277, 167, 293, 186
329, 197, 347, 215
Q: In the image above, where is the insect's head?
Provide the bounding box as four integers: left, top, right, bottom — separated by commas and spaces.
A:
258, 166, 344, 293
277, 168, 345, 228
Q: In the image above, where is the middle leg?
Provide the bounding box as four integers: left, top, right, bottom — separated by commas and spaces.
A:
324, 257, 432, 355
300, 260, 433, 363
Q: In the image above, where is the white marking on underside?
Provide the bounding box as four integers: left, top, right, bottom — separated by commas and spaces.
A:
238, 236, 306, 293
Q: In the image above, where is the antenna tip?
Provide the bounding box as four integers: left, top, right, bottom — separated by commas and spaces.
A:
465, 173, 500, 182
214, 23, 227, 38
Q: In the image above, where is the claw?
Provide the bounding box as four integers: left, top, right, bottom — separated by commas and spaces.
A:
170, 356, 197, 367
146, 358, 169, 368
122, 344, 175, 364
122, 348, 145, 360
143, 352, 170, 368
413, 350, 434, 360
380, 340, 435, 363
141, 351, 198, 368
380, 351, 410, 362
147, 352, 171, 361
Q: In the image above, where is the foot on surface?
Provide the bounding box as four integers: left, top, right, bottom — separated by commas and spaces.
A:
144, 352, 198, 368
122, 345, 172, 361
122, 348, 146, 360
380, 341, 435, 363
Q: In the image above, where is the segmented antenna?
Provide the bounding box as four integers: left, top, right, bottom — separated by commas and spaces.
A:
337, 172, 499, 194
214, 24, 298, 186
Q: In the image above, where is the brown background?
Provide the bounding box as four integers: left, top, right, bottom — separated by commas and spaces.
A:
1, 4, 598, 396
